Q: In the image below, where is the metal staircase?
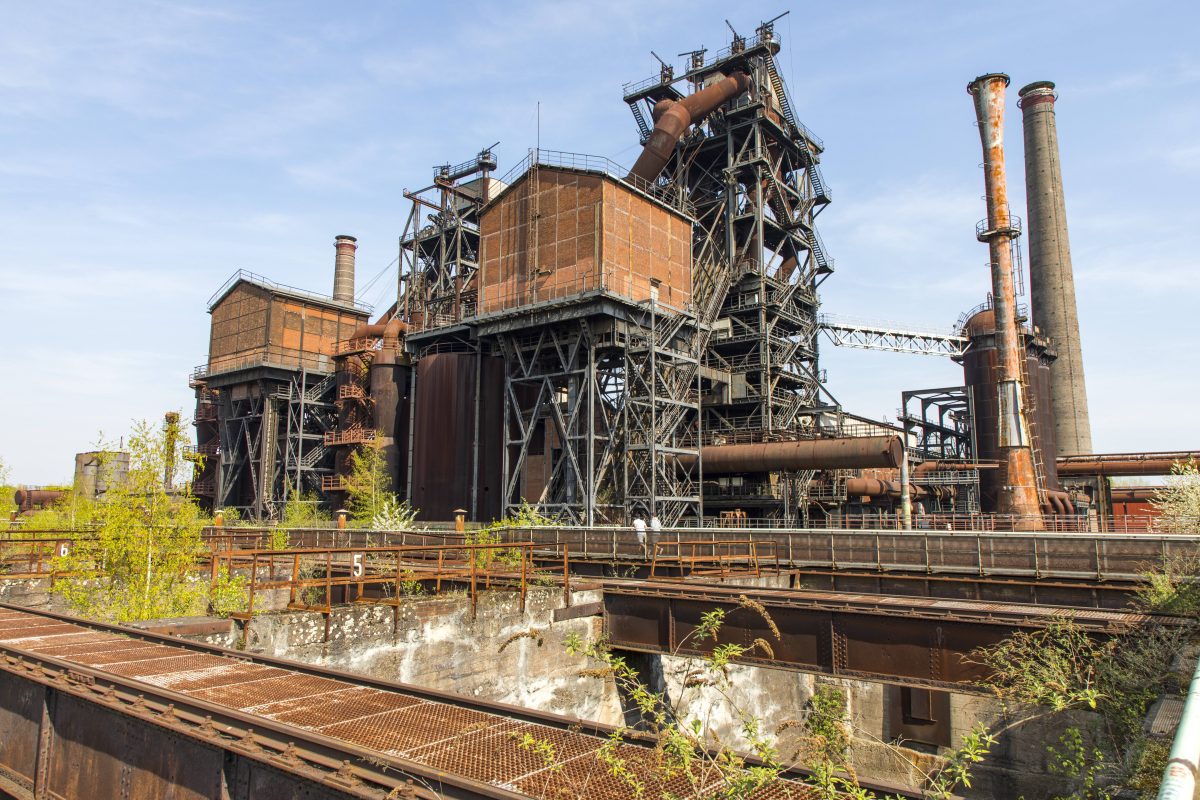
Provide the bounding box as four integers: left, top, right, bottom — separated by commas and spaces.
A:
628, 101, 651, 142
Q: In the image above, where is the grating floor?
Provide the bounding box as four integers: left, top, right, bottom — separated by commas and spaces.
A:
0, 606, 816, 798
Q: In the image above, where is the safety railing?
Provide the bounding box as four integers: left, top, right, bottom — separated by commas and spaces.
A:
495, 525, 1200, 583
323, 427, 376, 446
0, 537, 75, 580
649, 539, 779, 579
206, 269, 373, 313
494, 148, 693, 215
334, 337, 382, 356
209, 541, 571, 642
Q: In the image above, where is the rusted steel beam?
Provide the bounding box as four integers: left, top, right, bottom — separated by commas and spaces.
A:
601, 581, 1163, 690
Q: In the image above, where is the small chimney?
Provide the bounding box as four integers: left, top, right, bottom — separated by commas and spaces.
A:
333, 235, 357, 304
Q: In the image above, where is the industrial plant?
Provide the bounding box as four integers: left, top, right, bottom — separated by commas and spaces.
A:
182, 18, 1177, 532
5, 14, 1199, 800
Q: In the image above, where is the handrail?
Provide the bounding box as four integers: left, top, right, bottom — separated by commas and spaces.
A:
1159, 653, 1200, 799
206, 268, 373, 312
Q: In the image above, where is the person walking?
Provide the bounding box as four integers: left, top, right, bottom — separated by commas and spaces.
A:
632, 514, 647, 556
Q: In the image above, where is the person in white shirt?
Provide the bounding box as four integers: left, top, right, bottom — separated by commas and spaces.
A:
649, 515, 662, 532
632, 515, 647, 555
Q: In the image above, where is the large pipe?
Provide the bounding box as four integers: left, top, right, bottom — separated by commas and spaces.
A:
686, 436, 903, 475
626, 72, 751, 184
1018, 81, 1093, 457
913, 460, 1000, 473
1110, 487, 1165, 502
967, 73, 1043, 527
333, 235, 357, 305
1057, 455, 1197, 477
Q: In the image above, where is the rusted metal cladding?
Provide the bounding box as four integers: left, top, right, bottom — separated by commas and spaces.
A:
963, 310, 1061, 511
13, 488, 67, 513
478, 167, 692, 313
410, 353, 503, 521
369, 354, 410, 496
686, 436, 902, 474
208, 282, 365, 375
963, 313, 1002, 512
476, 355, 505, 522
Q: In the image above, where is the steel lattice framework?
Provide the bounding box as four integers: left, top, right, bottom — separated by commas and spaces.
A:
212, 370, 338, 519
621, 22, 835, 521
819, 315, 971, 357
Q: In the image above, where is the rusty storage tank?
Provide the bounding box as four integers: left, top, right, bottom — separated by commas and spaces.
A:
13, 488, 68, 514
959, 309, 1059, 511
410, 352, 503, 522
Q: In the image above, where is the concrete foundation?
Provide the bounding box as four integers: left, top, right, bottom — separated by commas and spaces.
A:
186, 586, 1081, 798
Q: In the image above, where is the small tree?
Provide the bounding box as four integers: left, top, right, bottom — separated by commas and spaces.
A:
52, 417, 206, 622
0, 456, 12, 513
344, 436, 392, 524
1153, 459, 1200, 533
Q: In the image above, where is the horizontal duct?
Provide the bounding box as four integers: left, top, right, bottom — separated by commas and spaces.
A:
687, 435, 903, 475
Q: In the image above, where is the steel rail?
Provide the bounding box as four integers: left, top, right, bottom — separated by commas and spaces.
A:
0, 635, 513, 799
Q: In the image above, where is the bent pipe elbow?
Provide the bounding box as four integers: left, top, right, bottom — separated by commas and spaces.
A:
627, 72, 750, 184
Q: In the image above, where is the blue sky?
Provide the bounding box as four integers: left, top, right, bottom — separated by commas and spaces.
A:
1, 0, 1197, 483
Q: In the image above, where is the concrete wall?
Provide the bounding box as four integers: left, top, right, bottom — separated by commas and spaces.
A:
202, 588, 623, 726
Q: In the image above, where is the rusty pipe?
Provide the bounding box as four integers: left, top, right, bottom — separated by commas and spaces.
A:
1110, 487, 1165, 502
843, 478, 928, 499
968, 73, 1043, 526
627, 72, 751, 184
685, 435, 902, 474
913, 461, 1000, 473
1057, 458, 1193, 477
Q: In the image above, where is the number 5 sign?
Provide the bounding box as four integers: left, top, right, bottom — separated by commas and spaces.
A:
351, 553, 364, 578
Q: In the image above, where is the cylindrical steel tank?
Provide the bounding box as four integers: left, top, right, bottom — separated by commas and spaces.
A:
1018, 81, 1093, 456
13, 488, 68, 514
961, 310, 1060, 511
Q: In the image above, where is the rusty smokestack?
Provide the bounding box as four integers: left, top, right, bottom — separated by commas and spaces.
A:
1018, 81, 1092, 456
627, 71, 751, 184
967, 73, 1043, 527
333, 235, 357, 305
